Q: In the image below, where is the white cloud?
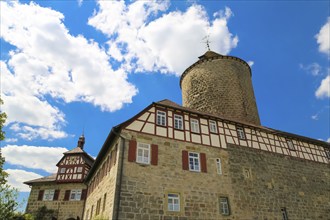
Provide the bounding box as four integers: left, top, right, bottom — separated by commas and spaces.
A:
2, 145, 68, 173
247, 61, 254, 67
5, 169, 42, 192
299, 63, 322, 76
0, 1, 138, 140
4, 138, 18, 143
315, 75, 330, 99
315, 17, 330, 57
327, 137, 330, 143
89, 2, 238, 76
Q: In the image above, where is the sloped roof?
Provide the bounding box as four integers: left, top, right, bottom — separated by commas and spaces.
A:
24, 173, 56, 185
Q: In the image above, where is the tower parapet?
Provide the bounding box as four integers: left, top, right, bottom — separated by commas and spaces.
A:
180, 50, 261, 125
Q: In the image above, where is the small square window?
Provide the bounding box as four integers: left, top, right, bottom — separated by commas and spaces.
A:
237, 127, 246, 140
43, 189, 55, 201
219, 197, 230, 215
168, 193, 180, 212
189, 152, 200, 172
60, 168, 66, 173
77, 167, 83, 173
286, 140, 295, 151
281, 207, 289, 220
174, 114, 183, 130
136, 143, 150, 164
216, 158, 222, 175
209, 120, 217, 133
190, 118, 200, 133
156, 110, 166, 126
70, 189, 82, 201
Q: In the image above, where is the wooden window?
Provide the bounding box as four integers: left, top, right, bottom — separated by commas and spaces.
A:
281, 207, 289, 220
200, 153, 207, 173
219, 197, 230, 215
182, 150, 189, 170
53, 190, 60, 201
188, 152, 200, 172
167, 193, 180, 212
64, 190, 70, 201
286, 139, 295, 151
209, 120, 217, 133
137, 143, 150, 164
103, 193, 107, 212
237, 127, 246, 140
70, 189, 82, 201
151, 144, 158, 165
156, 110, 166, 126
43, 189, 55, 201
174, 114, 183, 130
128, 140, 137, 162
37, 190, 44, 201
216, 158, 222, 175
190, 118, 200, 133
81, 189, 87, 201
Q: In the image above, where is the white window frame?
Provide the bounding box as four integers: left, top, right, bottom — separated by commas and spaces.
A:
70, 189, 82, 201
237, 127, 246, 140
174, 114, 183, 130
156, 110, 166, 126
216, 158, 222, 175
168, 193, 180, 212
43, 189, 55, 201
219, 197, 230, 215
286, 139, 295, 151
188, 152, 200, 172
136, 143, 150, 164
209, 120, 217, 133
60, 167, 66, 173
77, 167, 83, 173
190, 118, 200, 133
281, 207, 289, 220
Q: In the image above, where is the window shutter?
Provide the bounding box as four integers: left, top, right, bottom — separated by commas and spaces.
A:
53, 190, 60, 201
151, 144, 158, 165
200, 153, 207, 173
64, 190, 71, 201
81, 189, 87, 200
37, 190, 44, 201
182, 150, 189, 170
128, 140, 137, 162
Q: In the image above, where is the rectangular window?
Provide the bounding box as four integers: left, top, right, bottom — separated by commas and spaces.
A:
281, 207, 289, 220
216, 158, 222, 175
136, 143, 150, 164
96, 198, 101, 215
43, 189, 55, 201
189, 152, 200, 172
90, 205, 94, 219
219, 197, 230, 215
237, 127, 246, 140
157, 110, 166, 126
287, 140, 295, 151
190, 118, 200, 133
174, 114, 183, 130
103, 193, 107, 212
77, 167, 83, 172
168, 193, 180, 212
209, 120, 217, 133
70, 189, 82, 201
325, 149, 330, 160
60, 167, 66, 173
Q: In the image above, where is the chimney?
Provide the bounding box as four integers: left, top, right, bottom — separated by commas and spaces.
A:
77, 135, 85, 149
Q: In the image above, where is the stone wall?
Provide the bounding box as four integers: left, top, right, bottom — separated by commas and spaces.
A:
117, 130, 330, 220
181, 57, 260, 125
26, 182, 86, 220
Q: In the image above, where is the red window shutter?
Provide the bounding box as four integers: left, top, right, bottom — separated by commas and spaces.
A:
37, 190, 44, 201
182, 150, 189, 170
64, 190, 70, 201
128, 140, 137, 162
53, 190, 60, 201
200, 153, 207, 173
151, 144, 158, 166
81, 189, 87, 200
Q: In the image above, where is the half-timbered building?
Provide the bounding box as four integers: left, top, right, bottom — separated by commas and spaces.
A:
24, 135, 94, 220
83, 51, 330, 220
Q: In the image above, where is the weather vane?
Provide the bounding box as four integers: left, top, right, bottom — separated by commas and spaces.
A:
202, 35, 211, 51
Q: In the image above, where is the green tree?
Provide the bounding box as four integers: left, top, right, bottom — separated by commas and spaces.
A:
0, 97, 19, 219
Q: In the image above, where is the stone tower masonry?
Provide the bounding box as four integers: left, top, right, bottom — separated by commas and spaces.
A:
180, 50, 261, 125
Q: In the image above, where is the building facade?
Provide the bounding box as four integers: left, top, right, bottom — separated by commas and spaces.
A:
24, 136, 94, 220
83, 51, 330, 220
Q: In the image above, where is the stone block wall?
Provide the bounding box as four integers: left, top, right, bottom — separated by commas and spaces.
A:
181, 57, 260, 125
117, 130, 330, 220
26, 182, 86, 219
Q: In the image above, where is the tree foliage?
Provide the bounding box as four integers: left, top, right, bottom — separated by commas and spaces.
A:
0, 97, 19, 220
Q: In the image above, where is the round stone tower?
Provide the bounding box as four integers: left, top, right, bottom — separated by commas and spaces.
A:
180, 50, 261, 125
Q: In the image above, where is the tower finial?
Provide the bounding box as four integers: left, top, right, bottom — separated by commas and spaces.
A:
202, 35, 211, 51
77, 133, 85, 149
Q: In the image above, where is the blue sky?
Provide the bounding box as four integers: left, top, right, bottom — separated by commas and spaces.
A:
1, 0, 329, 212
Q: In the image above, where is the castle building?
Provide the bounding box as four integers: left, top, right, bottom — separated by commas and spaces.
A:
24, 136, 94, 220
25, 50, 330, 220
83, 51, 330, 220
